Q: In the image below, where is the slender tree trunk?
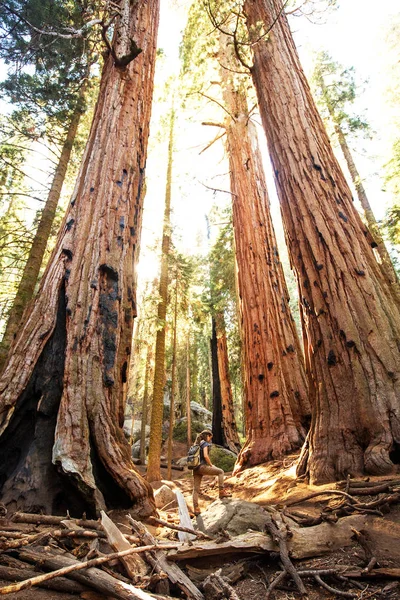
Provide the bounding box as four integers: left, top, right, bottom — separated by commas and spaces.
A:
244, 0, 400, 483
0, 0, 160, 516
0, 84, 88, 372
215, 313, 241, 453
186, 333, 192, 446
167, 281, 178, 480
147, 105, 175, 483
211, 316, 223, 446
333, 122, 400, 294
139, 345, 152, 465
219, 33, 309, 471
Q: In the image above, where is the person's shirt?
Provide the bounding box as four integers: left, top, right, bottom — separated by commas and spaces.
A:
200, 440, 212, 465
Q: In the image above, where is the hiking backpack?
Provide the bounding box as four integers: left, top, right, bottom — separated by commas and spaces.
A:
187, 444, 201, 469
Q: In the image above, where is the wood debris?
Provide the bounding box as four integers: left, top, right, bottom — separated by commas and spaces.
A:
0, 478, 399, 600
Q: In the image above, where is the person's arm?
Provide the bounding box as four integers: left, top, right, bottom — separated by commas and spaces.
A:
203, 445, 213, 466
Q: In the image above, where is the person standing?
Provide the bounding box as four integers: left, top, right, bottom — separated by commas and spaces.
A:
192, 429, 231, 516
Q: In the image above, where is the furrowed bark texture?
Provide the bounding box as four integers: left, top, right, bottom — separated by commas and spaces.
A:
0, 85, 87, 373
215, 313, 241, 453
0, 0, 160, 515
244, 0, 400, 482
219, 34, 309, 471
147, 106, 175, 483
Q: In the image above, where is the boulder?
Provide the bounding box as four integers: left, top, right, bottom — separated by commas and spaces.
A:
154, 485, 178, 509
200, 498, 271, 537
131, 438, 149, 459
190, 401, 212, 423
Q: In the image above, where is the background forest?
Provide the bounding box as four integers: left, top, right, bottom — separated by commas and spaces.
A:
0, 0, 399, 518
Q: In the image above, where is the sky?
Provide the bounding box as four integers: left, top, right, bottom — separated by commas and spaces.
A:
137, 0, 400, 286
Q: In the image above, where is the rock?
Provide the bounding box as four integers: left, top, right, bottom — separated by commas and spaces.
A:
154, 485, 178, 509
210, 446, 237, 472
200, 498, 271, 537
123, 418, 150, 441
131, 438, 149, 459
190, 401, 212, 423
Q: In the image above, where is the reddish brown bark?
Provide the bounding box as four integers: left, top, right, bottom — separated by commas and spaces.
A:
219, 34, 309, 470
244, 0, 400, 482
215, 314, 241, 453
0, 0, 159, 516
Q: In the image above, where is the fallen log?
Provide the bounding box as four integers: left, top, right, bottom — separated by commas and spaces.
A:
342, 567, 400, 579
0, 543, 178, 595
0, 564, 88, 594
167, 531, 276, 561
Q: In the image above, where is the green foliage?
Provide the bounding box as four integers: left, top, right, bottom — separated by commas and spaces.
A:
311, 51, 370, 139
173, 418, 206, 443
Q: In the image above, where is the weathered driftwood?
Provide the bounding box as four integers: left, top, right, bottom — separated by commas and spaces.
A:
128, 515, 204, 600
0, 530, 49, 550
100, 510, 148, 581
167, 531, 276, 561
0, 543, 177, 595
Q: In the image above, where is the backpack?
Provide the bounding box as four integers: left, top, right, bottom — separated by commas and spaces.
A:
187, 444, 201, 470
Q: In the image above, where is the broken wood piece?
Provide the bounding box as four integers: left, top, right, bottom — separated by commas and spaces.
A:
341, 567, 400, 579
17, 547, 171, 600
0, 543, 178, 595
146, 516, 212, 540
0, 529, 49, 550
128, 515, 204, 600
100, 510, 148, 581
12, 511, 102, 529
0, 565, 89, 594
167, 531, 276, 561
203, 568, 241, 600
175, 489, 196, 542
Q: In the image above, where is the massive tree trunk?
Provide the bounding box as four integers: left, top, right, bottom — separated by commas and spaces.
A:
0, 84, 88, 373
211, 316, 223, 446
219, 33, 309, 471
215, 313, 241, 453
147, 106, 175, 483
333, 122, 400, 296
0, 0, 159, 516
244, 0, 400, 483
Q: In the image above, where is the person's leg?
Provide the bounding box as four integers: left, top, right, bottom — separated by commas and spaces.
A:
192, 468, 204, 514
199, 465, 229, 496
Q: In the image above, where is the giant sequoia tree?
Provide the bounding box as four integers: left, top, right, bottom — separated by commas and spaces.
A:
218, 33, 309, 469
0, 0, 159, 516
241, 0, 400, 482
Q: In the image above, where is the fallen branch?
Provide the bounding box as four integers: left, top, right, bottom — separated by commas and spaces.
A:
263, 513, 306, 596
146, 516, 212, 540
0, 543, 178, 595
11, 512, 101, 530
286, 490, 357, 506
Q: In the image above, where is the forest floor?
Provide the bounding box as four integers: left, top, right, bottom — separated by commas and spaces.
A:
1, 448, 400, 600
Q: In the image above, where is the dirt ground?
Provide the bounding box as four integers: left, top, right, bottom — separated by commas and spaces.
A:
2, 453, 400, 600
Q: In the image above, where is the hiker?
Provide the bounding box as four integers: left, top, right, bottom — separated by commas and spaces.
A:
192, 429, 231, 516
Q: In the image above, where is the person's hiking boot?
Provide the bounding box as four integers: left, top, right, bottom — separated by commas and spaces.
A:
219, 488, 232, 499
